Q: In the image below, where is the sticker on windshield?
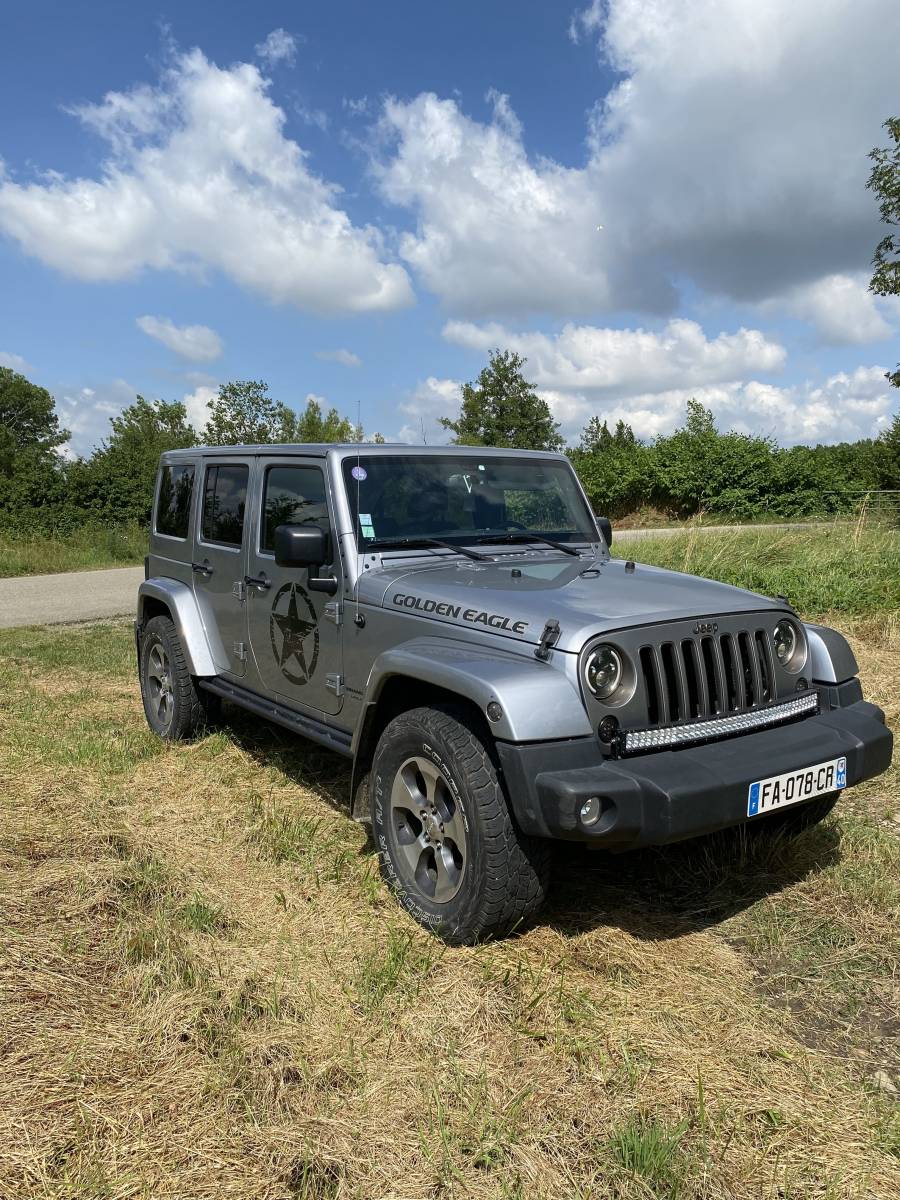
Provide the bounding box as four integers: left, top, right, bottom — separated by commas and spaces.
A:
359, 512, 375, 538
351, 465, 367, 481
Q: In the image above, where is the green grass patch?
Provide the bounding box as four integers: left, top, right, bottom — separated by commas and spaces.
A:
614, 523, 900, 616
0, 521, 146, 577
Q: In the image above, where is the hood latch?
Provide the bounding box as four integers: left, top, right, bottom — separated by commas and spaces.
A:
534, 618, 561, 661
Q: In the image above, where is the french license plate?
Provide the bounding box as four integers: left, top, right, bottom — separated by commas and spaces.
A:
747, 757, 846, 818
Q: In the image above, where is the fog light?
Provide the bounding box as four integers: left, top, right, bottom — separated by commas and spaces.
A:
795, 677, 808, 691
580, 796, 602, 825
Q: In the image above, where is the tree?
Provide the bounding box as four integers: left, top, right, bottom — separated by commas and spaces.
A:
0, 367, 69, 515
70, 396, 196, 523
867, 118, 900, 388
289, 396, 361, 443
569, 415, 652, 517
440, 350, 564, 451
202, 380, 295, 445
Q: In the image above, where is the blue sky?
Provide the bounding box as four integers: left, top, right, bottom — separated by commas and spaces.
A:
1, 0, 899, 456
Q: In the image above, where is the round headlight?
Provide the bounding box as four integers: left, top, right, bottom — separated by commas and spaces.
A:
773, 618, 805, 673
586, 644, 623, 700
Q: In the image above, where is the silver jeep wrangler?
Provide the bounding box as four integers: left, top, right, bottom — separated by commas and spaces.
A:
137, 444, 892, 942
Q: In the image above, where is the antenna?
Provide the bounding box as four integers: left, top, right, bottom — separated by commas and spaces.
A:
420, 416, 427, 445
353, 396, 363, 627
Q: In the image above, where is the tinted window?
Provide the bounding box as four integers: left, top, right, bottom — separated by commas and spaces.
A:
261, 465, 329, 552
155, 464, 194, 539
201, 464, 248, 547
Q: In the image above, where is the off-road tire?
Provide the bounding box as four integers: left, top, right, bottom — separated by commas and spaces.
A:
370, 704, 551, 944
139, 614, 213, 741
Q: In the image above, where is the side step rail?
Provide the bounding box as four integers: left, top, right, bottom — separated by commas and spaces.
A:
198, 677, 353, 758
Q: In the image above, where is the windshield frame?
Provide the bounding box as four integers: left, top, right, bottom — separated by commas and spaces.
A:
339, 451, 601, 554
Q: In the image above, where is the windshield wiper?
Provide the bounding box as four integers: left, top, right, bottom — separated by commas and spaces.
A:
474, 532, 581, 557
366, 536, 492, 562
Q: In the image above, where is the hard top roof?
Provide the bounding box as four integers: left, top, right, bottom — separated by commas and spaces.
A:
161, 443, 568, 461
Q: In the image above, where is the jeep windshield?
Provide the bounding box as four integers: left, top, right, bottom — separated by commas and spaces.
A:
341, 454, 599, 551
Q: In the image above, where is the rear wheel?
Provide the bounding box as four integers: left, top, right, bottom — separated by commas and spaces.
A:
139, 614, 213, 741
370, 704, 551, 944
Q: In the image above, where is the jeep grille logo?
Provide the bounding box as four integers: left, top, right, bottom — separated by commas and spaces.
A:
693, 621, 718, 635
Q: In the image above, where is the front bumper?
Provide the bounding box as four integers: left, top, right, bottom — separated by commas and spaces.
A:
496, 699, 892, 848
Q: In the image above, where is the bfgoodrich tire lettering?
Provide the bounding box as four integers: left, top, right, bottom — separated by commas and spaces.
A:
370, 704, 551, 944
139, 614, 212, 741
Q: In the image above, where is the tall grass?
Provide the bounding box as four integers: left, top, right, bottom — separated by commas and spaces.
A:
615, 522, 900, 617
0, 521, 146, 577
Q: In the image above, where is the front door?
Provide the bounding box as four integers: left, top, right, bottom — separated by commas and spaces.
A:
192, 458, 253, 678
246, 458, 343, 716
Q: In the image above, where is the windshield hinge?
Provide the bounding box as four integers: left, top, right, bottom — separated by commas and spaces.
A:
534, 619, 561, 662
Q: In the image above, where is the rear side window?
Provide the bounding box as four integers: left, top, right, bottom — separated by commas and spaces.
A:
201, 464, 249, 547
261, 465, 329, 552
155, 464, 194, 539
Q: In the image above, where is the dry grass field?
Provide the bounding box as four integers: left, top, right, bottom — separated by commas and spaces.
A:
1, 598, 897, 1195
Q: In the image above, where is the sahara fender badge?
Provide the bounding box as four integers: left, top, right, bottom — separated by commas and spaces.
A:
270, 582, 319, 685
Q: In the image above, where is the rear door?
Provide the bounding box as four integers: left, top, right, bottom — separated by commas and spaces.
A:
245, 457, 343, 716
192, 457, 253, 679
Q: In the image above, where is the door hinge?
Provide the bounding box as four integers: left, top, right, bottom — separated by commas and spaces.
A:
232, 580, 246, 601
325, 672, 344, 696
233, 641, 247, 661
324, 600, 342, 626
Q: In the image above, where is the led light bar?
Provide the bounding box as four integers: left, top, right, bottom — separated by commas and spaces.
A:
622, 691, 819, 754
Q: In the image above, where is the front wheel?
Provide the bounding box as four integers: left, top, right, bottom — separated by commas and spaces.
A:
139, 614, 213, 741
370, 705, 551, 944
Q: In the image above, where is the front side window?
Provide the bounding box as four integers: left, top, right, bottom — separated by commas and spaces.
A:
341, 454, 598, 547
261, 465, 330, 552
201, 463, 248, 547
155, 464, 194, 539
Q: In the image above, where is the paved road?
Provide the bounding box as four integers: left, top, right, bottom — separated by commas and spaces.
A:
0, 565, 144, 629
0, 522, 830, 630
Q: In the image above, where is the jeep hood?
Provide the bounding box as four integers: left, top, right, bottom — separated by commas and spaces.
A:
362, 554, 786, 653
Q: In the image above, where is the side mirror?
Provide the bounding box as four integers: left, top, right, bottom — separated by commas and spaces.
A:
274, 524, 329, 568
597, 516, 613, 547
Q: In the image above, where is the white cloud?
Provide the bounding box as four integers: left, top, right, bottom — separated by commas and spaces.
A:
375, 92, 614, 317
55, 379, 136, 457
316, 348, 362, 368
395, 376, 461, 444
444, 318, 785, 394
183, 384, 218, 433
0, 49, 413, 315
766, 273, 900, 345
343, 96, 370, 118
375, 2, 900, 319
296, 104, 329, 132
255, 29, 298, 68
539, 365, 896, 446
568, 1, 604, 45
0, 350, 29, 371
136, 314, 223, 361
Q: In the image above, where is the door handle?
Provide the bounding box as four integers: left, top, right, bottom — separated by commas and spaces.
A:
192, 562, 213, 576
244, 574, 271, 591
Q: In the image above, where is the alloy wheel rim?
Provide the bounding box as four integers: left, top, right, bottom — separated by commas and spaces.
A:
146, 641, 174, 726
389, 755, 467, 903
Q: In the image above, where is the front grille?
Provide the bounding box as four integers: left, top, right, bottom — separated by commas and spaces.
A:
638, 626, 776, 726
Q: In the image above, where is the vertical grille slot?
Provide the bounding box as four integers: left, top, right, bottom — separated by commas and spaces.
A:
754, 630, 773, 703
660, 642, 681, 721
640, 647, 660, 726
701, 636, 721, 714
681, 639, 702, 717
720, 635, 739, 711
737, 631, 759, 706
